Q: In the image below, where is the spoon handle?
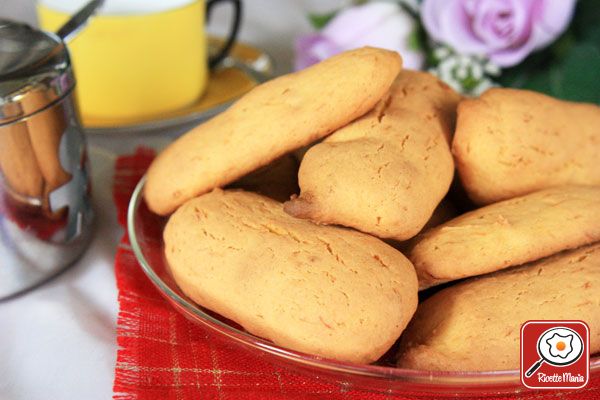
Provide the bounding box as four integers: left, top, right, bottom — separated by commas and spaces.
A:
56, 0, 105, 42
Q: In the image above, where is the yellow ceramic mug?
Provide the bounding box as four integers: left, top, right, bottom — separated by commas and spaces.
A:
37, 0, 241, 124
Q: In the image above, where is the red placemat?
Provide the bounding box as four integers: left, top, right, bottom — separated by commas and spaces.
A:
111, 147, 600, 400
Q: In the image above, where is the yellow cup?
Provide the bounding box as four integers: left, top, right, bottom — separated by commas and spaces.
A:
37, 0, 241, 123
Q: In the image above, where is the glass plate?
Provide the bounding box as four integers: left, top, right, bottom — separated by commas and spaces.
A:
127, 177, 600, 396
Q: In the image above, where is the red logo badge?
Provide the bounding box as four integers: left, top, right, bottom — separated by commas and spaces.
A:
521, 320, 589, 389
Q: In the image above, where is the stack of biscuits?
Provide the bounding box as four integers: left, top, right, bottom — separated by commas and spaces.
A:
144, 47, 600, 371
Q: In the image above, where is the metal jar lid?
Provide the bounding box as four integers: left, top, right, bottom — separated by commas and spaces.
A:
0, 19, 74, 125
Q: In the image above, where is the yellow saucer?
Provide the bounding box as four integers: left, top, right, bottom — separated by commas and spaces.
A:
84, 38, 273, 134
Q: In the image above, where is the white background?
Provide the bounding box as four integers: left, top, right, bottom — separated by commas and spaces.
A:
0, 1, 344, 399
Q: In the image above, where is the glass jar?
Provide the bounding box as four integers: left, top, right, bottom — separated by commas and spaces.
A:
0, 19, 94, 299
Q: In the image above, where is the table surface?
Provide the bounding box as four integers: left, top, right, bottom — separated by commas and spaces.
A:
0, 1, 343, 398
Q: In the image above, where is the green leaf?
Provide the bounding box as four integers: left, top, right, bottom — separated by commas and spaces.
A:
495, 65, 530, 88
550, 31, 576, 59
580, 25, 600, 52
308, 11, 337, 30
572, 0, 600, 41
461, 75, 479, 92
521, 69, 551, 94
518, 43, 600, 104
496, 50, 549, 88
407, 28, 423, 51
559, 43, 600, 103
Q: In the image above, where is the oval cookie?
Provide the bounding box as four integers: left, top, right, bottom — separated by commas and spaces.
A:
409, 185, 600, 289
397, 243, 600, 371
284, 70, 460, 241
164, 190, 418, 364
145, 47, 402, 215
453, 88, 600, 205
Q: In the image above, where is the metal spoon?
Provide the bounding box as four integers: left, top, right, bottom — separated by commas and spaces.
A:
219, 56, 270, 85
0, 0, 104, 82
56, 0, 105, 41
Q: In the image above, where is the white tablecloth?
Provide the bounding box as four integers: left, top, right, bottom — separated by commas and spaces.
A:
0, 147, 120, 400
0, 1, 343, 398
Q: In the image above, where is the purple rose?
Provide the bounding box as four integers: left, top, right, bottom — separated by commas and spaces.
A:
295, 2, 424, 70
422, 0, 576, 67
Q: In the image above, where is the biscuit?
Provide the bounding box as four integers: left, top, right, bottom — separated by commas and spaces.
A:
145, 47, 402, 215
453, 88, 600, 205
164, 190, 418, 364
409, 185, 600, 289
397, 243, 600, 371
0, 122, 44, 199
284, 70, 461, 241
388, 69, 462, 144
228, 154, 299, 202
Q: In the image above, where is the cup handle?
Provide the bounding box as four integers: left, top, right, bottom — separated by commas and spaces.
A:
206, 0, 243, 69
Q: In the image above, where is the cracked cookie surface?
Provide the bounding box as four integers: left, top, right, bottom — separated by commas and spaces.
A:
453, 88, 600, 205
145, 47, 402, 216
164, 189, 418, 364
397, 243, 600, 371
409, 185, 600, 289
284, 70, 461, 241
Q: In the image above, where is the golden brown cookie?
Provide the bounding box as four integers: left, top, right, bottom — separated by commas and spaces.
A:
284, 70, 461, 241
164, 190, 418, 364
397, 243, 600, 371
453, 88, 600, 205
409, 185, 600, 289
389, 69, 462, 144
145, 47, 402, 215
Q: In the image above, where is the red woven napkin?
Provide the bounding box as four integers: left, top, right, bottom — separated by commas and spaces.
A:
112, 147, 599, 400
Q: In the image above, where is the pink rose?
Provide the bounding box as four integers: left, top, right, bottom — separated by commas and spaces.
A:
295, 2, 423, 70
421, 0, 576, 67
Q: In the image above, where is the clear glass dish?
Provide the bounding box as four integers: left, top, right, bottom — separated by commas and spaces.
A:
128, 177, 600, 396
